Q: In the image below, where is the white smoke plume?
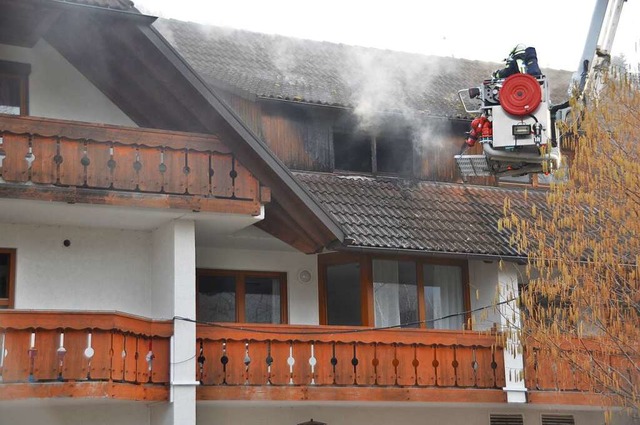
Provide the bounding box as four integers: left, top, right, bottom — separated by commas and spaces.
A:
263, 35, 455, 150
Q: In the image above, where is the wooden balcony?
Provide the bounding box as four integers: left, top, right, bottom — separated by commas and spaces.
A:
0, 114, 266, 215
524, 338, 640, 406
0, 311, 172, 401
196, 323, 507, 403
3, 310, 626, 405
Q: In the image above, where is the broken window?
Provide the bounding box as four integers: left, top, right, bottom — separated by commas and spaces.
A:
333, 132, 372, 173
333, 130, 413, 176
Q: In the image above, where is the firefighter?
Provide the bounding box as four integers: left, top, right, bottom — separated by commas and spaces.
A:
493, 44, 542, 79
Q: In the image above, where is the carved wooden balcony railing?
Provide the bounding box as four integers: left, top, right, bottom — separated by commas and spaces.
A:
0, 114, 267, 215
0, 311, 172, 401
196, 323, 506, 403
524, 339, 640, 391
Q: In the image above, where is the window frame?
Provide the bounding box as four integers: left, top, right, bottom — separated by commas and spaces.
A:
0, 60, 30, 116
0, 248, 16, 309
196, 268, 288, 324
318, 253, 471, 329
332, 130, 414, 177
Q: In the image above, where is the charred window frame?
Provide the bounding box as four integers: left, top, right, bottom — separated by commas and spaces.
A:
318, 253, 471, 329
333, 130, 413, 176
0, 248, 16, 309
196, 269, 288, 324
0, 60, 30, 116
333, 131, 372, 173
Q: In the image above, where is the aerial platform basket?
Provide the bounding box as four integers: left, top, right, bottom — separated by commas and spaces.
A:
455, 154, 492, 177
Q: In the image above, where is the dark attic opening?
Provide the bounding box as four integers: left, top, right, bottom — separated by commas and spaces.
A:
332, 115, 413, 177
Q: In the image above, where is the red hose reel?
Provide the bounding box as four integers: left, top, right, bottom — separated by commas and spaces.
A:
500, 74, 542, 116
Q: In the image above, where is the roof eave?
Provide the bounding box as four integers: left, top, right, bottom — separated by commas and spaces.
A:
48, 0, 155, 23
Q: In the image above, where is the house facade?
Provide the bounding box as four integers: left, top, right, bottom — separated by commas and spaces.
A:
0, 1, 635, 425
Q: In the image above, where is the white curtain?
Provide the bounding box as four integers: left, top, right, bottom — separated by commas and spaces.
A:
245, 278, 281, 324
373, 260, 401, 327
424, 265, 464, 330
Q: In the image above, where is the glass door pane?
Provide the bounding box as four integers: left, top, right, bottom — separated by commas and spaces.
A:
0, 253, 9, 308
0, 76, 21, 115
326, 262, 361, 325
373, 259, 418, 328
245, 276, 281, 324
198, 275, 236, 322
423, 264, 464, 330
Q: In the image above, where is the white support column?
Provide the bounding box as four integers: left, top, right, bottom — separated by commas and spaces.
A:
498, 266, 527, 403
150, 219, 197, 425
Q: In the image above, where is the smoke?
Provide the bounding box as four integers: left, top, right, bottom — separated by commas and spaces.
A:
339, 46, 452, 150
154, 17, 468, 152
261, 34, 455, 150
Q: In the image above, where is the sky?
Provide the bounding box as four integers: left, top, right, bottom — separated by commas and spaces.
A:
135, 0, 639, 72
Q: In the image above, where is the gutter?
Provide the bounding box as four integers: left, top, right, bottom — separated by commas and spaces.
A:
135, 23, 345, 243
331, 241, 527, 263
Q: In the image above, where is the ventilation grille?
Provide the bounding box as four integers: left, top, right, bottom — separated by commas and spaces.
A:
490, 414, 524, 425
542, 415, 575, 425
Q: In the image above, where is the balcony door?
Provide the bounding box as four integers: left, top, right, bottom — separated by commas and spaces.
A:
319, 253, 470, 330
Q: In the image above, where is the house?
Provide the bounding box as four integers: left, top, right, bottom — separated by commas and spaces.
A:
0, 1, 635, 425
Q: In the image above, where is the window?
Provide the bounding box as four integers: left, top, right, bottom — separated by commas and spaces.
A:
0, 60, 30, 115
373, 259, 418, 328
0, 249, 16, 309
197, 269, 287, 324
333, 132, 372, 173
375, 135, 412, 175
424, 264, 464, 330
333, 130, 413, 176
325, 262, 362, 325
319, 254, 470, 329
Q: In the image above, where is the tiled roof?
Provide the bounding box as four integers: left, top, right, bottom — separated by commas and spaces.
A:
156, 18, 573, 119
57, 0, 136, 11
295, 171, 547, 257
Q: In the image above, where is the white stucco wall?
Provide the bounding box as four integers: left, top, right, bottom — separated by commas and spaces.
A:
0, 402, 150, 425
196, 247, 319, 325
469, 259, 501, 331
0, 222, 153, 317
0, 40, 136, 126
151, 223, 176, 319
196, 404, 629, 425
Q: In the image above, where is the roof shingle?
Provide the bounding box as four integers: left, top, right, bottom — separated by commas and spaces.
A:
58, 0, 136, 11
295, 171, 546, 257
156, 18, 573, 119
